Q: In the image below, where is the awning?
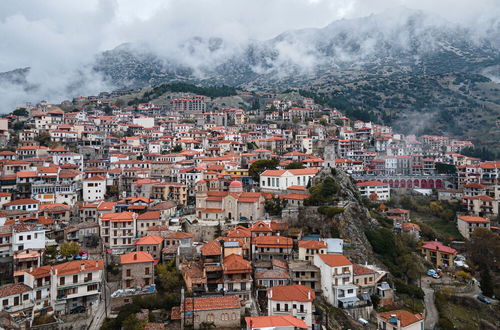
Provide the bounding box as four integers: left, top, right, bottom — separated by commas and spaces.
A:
338, 297, 360, 303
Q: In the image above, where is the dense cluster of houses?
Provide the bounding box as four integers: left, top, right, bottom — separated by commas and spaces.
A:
0, 91, 495, 329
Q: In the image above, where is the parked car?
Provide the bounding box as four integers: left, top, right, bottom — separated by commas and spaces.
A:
70, 306, 86, 314
477, 295, 492, 304
427, 269, 440, 279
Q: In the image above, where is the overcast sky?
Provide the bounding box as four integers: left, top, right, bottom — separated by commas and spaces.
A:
0, 0, 498, 110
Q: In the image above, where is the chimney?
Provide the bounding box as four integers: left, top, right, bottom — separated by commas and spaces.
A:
134, 253, 138, 260
29, 266, 33, 272
80, 263, 85, 271
268, 289, 272, 299
307, 291, 311, 300
95, 260, 99, 268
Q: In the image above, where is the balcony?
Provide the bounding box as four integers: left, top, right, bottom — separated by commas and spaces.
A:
273, 308, 308, 315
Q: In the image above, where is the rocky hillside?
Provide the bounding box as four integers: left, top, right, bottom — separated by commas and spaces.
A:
292, 168, 380, 264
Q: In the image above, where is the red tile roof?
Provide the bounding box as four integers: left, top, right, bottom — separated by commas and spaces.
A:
421, 241, 457, 255
317, 254, 352, 267
135, 235, 164, 245
0, 283, 32, 298
53, 259, 103, 276
252, 236, 293, 248
182, 295, 241, 312
353, 264, 376, 276
298, 240, 327, 249
223, 254, 252, 274
267, 284, 315, 302
357, 180, 388, 187
137, 211, 161, 220
201, 240, 222, 256
245, 315, 307, 329
458, 215, 490, 223
120, 251, 154, 264
378, 310, 424, 327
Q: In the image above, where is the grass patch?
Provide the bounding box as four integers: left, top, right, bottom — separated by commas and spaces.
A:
425, 219, 461, 241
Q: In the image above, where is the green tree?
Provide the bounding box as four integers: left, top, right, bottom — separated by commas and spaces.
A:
265, 198, 287, 216
59, 242, 80, 258
479, 268, 494, 296
35, 131, 52, 147
155, 260, 183, 293
122, 314, 147, 330
172, 144, 183, 153
249, 158, 279, 181
285, 161, 305, 170
45, 245, 58, 260
12, 108, 29, 117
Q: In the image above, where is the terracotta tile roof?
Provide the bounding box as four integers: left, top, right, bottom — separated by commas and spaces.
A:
135, 235, 164, 245
53, 259, 103, 276
201, 240, 222, 256
223, 254, 252, 274
317, 254, 352, 267
0, 283, 32, 298
227, 226, 251, 238
249, 221, 272, 232
298, 240, 327, 249
165, 232, 194, 239
137, 211, 161, 220
182, 295, 241, 312
254, 269, 290, 280
84, 175, 106, 181
26, 265, 51, 279
357, 180, 388, 187
252, 236, 293, 248
402, 223, 421, 231
421, 241, 457, 255
353, 264, 376, 276
458, 215, 490, 223
245, 315, 307, 329
267, 284, 315, 302
378, 310, 424, 327
120, 251, 154, 264
5, 198, 39, 206
100, 211, 136, 222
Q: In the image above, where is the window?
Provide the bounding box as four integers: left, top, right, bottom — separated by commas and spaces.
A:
27, 235, 31, 240
87, 284, 98, 291
2, 300, 7, 306
13, 297, 19, 306
145, 268, 150, 275
60, 277, 65, 285
19, 236, 23, 241
284, 304, 289, 311
73, 275, 78, 283
23, 294, 29, 301
276, 303, 280, 311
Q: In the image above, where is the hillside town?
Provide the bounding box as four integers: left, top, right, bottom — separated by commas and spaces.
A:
0, 88, 497, 330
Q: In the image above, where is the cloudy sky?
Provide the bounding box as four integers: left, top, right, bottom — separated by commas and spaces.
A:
0, 0, 498, 110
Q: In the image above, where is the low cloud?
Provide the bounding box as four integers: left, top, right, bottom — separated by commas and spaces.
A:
0, 0, 499, 111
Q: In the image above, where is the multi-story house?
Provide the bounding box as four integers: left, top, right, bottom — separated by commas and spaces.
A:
83, 175, 106, 202
99, 212, 137, 254
457, 215, 490, 240
356, 180, 390, 201
222, 254, 253, 305
12, 224, 46, 252
353, 264, 377, 295
120, 251, 155, 289
252, 236, 293, 261
298, 240, 327, 262
313, 254, 357, 308
23, 265, 51, 313
376, 310, 424, 330
288, 260, 321, 293
134, 235, 164, 260
0, 283, 33, 319
175, 295, 241, 329
420, 241, 458, 268
267, 284, 315, 328
51, 259, 104, 315
260, 169, 320, 193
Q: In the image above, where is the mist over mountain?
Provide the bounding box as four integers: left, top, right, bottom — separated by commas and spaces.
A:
93, 8, 500, 88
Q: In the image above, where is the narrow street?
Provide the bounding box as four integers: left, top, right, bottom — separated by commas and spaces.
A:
421, 278, 438, 330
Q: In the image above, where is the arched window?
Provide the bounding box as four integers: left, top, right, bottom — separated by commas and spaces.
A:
232, 312, 237, 320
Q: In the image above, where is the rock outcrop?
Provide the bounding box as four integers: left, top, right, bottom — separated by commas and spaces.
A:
293, 167, 380, 264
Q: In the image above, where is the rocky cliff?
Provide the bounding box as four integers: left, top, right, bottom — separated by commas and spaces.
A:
293, 167, 380, 264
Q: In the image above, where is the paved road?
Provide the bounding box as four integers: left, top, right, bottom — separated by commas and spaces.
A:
421, 278, 438, 330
